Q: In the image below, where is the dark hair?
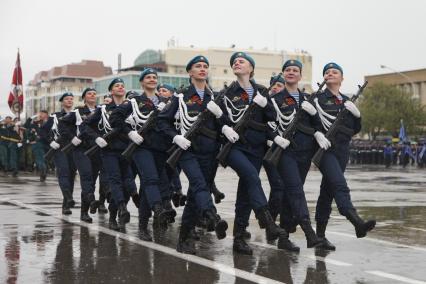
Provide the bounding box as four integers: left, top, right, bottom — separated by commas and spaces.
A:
40, 110, 48, 114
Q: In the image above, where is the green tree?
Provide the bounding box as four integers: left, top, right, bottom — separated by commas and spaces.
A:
358, 82, 426, 139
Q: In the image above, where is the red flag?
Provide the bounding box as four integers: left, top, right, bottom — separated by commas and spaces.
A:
8, 50, 24, 116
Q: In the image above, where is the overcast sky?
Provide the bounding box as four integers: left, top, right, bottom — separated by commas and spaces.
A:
1, 0, 426, 117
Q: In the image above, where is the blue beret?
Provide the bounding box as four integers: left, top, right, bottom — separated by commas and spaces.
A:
108, 78, 124, 91
323, 62, 343, 76
126, 90, 140, 99
230, 52, 255, 68
282, 59, 303, 71
157, 83, 175, 93
139, 68, 158, 82
59, 92, 73, 102
82, 87, 96, 99
270, 74, 285, 86
186, 55, 209, 72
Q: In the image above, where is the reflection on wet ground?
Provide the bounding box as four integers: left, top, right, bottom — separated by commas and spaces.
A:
1, 165, 426, 283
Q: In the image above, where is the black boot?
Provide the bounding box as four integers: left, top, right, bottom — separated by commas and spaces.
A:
176, 225, 196, 254
300, 220, 323, 248
89, 200, 100, 214
211, 183, 225, 204
131, 192, 140, 208
98, 203, 108, 214
109, 209, 119, 230
345, 209, 376, 238
316, 221, 336, 251
162, 199, 176, 223
256, 207, 287, 241
80, 202, 93, 223
62, 190, 72, 215
233, 228, 253, 255
40, 168, 47, 182
204, 210, 228, 240
153, 203, 169, 227
139, 219, 152, 241
277, 233, 300, 252
118, 202, 130, 224
171, 191, 181, 208
62, 199, 72, 215
233, 225, 251, 240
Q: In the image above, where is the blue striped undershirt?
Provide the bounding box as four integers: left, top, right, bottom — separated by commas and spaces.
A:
289, 91, 300, 105
244, 86, 254, 102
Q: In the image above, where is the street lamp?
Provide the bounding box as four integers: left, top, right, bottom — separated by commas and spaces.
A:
380, 65, 417, 98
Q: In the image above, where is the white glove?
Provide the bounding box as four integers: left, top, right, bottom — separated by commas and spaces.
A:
173, 135, 191, 150
344, 101, 361, 118
50, 141, 60, 150
253, 93, 267, 108
157, 102, 166, 111
266, 140, 273, 147
95, 137, 108, 148
222, 125, 239, 143
17, 143, 23, 148
301, 101, 317, 116
128, 131, 144, 145
273, 136, 290, 150
314, 131, 331, 150
71, 136, 82, 146
207, 101, 223, 118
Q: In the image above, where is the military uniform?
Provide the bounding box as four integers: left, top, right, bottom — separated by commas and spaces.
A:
314, 81, 375, 244
268, 87, 323, 250
110, 91, 175, 240
81, 97, 137, 229
158, 79, 227, 254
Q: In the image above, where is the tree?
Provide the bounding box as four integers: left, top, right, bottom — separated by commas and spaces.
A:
358, 82, 426, 140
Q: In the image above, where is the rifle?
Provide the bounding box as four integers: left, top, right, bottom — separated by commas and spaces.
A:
43, 147, 57, 162
121, 108, 160, 160
263, 80, 327, 167
84, 128, 119, 157
311, 81, 368, 168
61, 138, 78, 154
216, 73, 283, 168
166, 86, 225, 169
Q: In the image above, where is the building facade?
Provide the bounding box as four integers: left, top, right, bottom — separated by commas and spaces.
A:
365, 68, 426, 105
25, 60, 112, 116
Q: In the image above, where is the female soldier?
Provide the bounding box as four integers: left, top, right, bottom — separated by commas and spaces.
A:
266, 60, 325, 252
216, 52, 286, 255
45, 93, 77, 215
157, 55, 228, 254
109, 69, 176, 241
59, 88, 100, 222
314, 63, 376, 250
80, 79, 137, 230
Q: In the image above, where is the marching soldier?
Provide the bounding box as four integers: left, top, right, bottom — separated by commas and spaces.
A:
47, 92, 77, 215
313, 63, 376, 250
266, 59, 325, 252
81, 79, 138, 230
109, 69, 176, 241
215, 52, 286, 255
58, 88, 102, 223
26, 111, 48, 181
157, 55, 228, 254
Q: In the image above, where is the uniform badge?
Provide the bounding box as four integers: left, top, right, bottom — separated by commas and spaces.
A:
232, 96, 240, 103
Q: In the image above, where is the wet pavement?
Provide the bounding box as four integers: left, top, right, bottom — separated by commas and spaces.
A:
1, 165, 426, 284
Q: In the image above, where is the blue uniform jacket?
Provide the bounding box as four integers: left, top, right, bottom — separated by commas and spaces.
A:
109, 94, 172, 152
157, 84, 221, 155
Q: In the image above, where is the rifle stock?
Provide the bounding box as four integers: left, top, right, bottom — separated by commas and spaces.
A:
263, 80, 327, 167
216, 73, 283, 168
84, 128, 119, 157
166, 86, 223, 169
311, 81, 368, 168
121, 109, 159, 160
